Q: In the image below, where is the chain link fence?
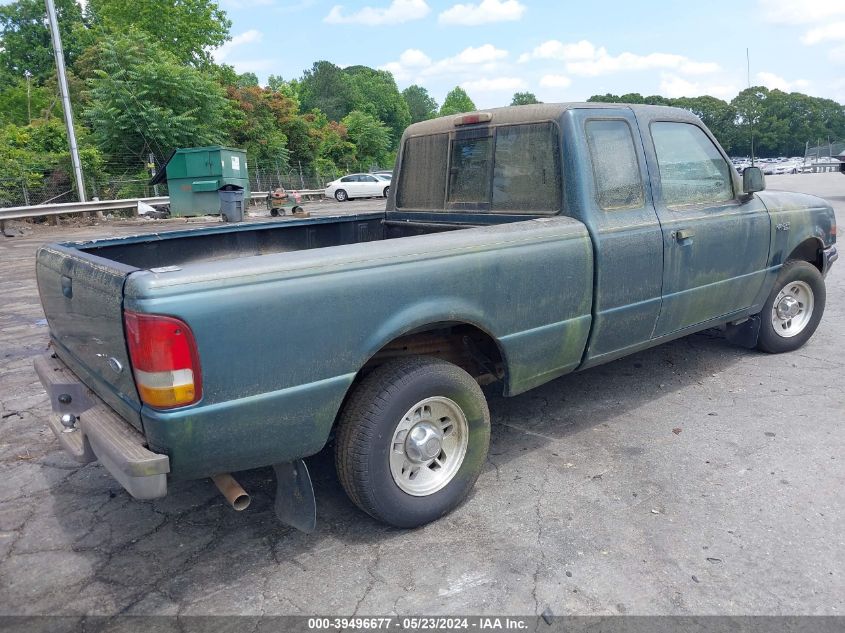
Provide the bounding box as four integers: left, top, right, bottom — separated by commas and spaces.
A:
1, 155, 391, 209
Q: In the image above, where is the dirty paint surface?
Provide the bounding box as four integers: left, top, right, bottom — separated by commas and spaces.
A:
1, 183, 843, 616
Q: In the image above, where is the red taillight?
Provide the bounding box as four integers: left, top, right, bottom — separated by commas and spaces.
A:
124, 311, 202, 409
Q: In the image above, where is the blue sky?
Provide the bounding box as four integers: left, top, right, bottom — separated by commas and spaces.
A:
152, 1, 843, 108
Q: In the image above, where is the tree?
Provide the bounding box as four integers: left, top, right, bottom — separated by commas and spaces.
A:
298, 61, 360, 122
0, 77, 53, 126
83, 29, 233, 163
672, 95, 737, 151
511, 92, 540, 106
225, 85, 299, 166
439, 87, 475, 116
87, 0, 231, 66
403, 85, 438, 123
344, 65, 410, 144
341, 110, 391, 170
0, 0, 88, 84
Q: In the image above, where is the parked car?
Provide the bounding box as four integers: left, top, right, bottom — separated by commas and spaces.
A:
33, 104, 837, 532
325, 173, 390, 201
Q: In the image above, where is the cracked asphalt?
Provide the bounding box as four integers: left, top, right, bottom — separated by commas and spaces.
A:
0, 175, 843, 618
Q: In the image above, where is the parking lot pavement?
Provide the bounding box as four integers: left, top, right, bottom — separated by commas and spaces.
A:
0, 175, 842, 617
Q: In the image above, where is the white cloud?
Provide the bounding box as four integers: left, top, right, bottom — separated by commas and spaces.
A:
756, 72, 811, 92
462, 77, 526, 92
439, 0, 525, 25
802, 21, 845, 44
381, 44, 509, 82
213, 29, 263, 62
830, 44, 845, 64
759, 0, 845, 25
518, 39, 719, 76
659, 73, 737, 99
324, 0, 429, 25
539, 74, 571, 88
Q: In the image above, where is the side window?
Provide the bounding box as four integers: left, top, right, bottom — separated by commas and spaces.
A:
585, 120, 644, 211
448, 135, 492, 204
362, 175, 377, 182
651, 122, 733, 207
492, 122, 560, 212
397, 134, 449, 209
341, 176, 355, 183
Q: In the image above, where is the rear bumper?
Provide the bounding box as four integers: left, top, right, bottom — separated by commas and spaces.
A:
822, 244, 838, 277
33, 353, 170, 499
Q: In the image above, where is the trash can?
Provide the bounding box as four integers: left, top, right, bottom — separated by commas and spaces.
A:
218, 185, 245, 222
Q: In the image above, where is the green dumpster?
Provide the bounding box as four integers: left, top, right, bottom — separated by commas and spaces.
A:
150, 146, 251, 218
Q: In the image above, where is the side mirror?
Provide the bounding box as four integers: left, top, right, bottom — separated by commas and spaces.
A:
743, 166, 765, 194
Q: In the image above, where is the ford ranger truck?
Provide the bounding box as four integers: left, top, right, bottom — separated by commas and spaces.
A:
34, 104, 838, 530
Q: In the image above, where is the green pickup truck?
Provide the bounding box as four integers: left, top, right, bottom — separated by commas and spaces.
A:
34, 103, 837, 531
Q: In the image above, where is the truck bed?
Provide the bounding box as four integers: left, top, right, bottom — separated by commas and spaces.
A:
36, 211, 594, 477
76, 212, 461, 269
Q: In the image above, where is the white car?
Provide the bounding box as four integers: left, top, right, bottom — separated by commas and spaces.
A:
325, 173, 391, 202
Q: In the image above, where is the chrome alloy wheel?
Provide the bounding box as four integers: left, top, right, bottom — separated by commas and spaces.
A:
771, 280, 814, 338
389, 397, 469, 496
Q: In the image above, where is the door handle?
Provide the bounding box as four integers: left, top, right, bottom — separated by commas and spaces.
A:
675, 229, 695, 240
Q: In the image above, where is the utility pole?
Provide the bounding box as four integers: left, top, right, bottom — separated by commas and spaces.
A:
45, 0, 86, 203
24, 70, 32, 123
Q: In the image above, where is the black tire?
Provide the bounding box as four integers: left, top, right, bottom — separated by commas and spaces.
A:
335, 356, 490, 528
292, 206, 303, 214
383, 186, 390, 198
221, 213, 229, 222
270, 208, 279, 217
756, 260, 825, 353
335, 189, 348, 202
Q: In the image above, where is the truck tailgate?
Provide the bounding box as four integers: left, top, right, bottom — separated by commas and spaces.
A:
36, 244, 143, 430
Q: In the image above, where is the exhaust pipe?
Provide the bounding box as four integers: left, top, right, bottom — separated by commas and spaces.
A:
212, 473, 251, 511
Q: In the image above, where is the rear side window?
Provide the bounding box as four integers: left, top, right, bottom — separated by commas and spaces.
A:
585, 120, 644, 211
492, 123, 560, 212
651, 122, 734, 207
397, 134, 449, 209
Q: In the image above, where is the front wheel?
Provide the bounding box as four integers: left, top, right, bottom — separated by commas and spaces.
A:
756, 260, 825, 353
383, 186, 390, 198
334, 356, 490, 528
335, 189, 348, 202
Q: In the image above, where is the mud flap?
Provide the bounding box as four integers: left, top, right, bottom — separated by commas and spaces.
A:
725, 315, 761, 349
273, 459, 317, 533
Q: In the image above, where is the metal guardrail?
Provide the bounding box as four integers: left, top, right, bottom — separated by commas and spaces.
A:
0, 189, 327, 223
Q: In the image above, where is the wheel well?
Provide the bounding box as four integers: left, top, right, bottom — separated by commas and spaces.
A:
362, 322, 506, 388
787, 238, 824, 272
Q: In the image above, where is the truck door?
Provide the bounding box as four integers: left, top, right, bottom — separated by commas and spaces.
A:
643, 120, 770, 336
572, 109, 664, 368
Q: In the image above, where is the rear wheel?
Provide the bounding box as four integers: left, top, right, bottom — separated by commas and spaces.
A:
335, 356, 490, 528
292, 206, 303, 214
335, 189, 348, 202
270, 208, 280, 217
383, 186, 390, 198
756, 260, 825, 353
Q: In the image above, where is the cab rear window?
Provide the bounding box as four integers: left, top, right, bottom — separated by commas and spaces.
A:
397, 122, 561, 214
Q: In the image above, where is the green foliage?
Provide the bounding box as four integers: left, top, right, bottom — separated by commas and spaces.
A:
403, 85, 438, 123
439, 87, 476, 116
225, 84, 299, 166
0, 118, 103, 203
341, 110, 391, 170
83, 29, 233, 162
0, 77, 54, 126
87, 0, 231, 66
511, 92, 540, 106
344, 66, 410, 143
298, 62, 409, 148
298, 61, 360, 123
0, 0, 88, 83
